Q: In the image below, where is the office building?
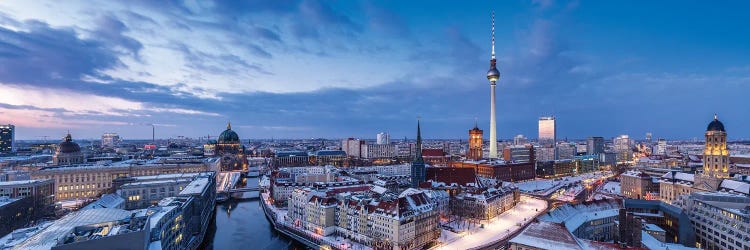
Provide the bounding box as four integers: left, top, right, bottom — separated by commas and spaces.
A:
361, 144, 395, 159
655, 138, 667, 155
535, 146, 555, 162
538, 116, 556, 146
6, 172, 215, 250
341, 138, 365, 158
587, 136, 604, 155
100, 133, 121, 148
685, 192, 750, 250
0, 124, 14, 153
376, 132, 390, 145
613, 134, 633, 163
503, 145, 533, 163
513, 134, 528, 145
556, 142, 577, 160
0, 179, 55, 235
115, 172, 207, 209
31, 157, 211, 201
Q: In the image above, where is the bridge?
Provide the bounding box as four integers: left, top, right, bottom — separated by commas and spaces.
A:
227, 187, 260, 193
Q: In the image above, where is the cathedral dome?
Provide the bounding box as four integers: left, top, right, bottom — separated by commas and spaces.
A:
218, 122, 240, 143
57, 133, 81, 154
706, 114, 725, 132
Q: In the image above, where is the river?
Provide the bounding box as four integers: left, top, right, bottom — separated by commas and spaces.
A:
201, 177, 306, 250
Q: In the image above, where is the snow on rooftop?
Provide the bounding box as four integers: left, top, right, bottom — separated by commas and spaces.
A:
81, 193, 124, 210
13, 208, 134, 249
438, 196, 548, 250
720, 179, 750, 195
641, 231, 698, 250
660, 172, 694, 182
179, 177, 209, 196
509, 221, 581, 250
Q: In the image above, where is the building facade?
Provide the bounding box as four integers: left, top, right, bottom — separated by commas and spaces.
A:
620, 170, 659, 200
0, 124, 14, 154
53, 133, 85, 166
685, 192, 750, 250
694, 115, 729, 192
468, 125, 483, 161
31, 158, 210, 201
587, 136, 604, 156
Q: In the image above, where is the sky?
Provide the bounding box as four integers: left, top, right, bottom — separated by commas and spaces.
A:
0, 0, 748, 140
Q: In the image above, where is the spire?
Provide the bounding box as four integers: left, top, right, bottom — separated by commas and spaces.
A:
491, 11, 495, 60
227, 121, 232, 130
474, 117, 479, 129
415, 117, 423, 162
714, 113, 718, 120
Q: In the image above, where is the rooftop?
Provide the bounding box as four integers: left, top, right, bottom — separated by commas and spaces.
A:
509, 221, 581, 250
13, 208, 135, 249
179, 177, 209, 196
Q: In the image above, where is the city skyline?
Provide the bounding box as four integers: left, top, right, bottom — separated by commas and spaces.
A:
1, 1, 749, 140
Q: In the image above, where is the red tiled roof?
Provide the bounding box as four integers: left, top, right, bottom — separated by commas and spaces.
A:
422, 148, 446, 157
426, 167, 477, 186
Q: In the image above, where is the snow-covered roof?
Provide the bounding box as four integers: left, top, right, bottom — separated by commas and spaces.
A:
509, 221, 581, 250
719, 179, 750, 195
81, 193, 125, 210
13, 208, 135, 249
660, 172, 694, 182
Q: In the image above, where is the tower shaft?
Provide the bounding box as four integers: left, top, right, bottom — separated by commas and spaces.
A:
489, 83, 497, 158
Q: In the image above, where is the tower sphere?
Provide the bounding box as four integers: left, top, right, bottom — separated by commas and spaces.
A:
487, 66, 500, 82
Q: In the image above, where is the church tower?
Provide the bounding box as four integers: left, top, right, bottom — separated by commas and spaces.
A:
694, 114, 729, 191
411, 118, 426, 188
468, 121, 483, 161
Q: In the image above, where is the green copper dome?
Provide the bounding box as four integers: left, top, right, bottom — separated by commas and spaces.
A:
218, 122, 240, 143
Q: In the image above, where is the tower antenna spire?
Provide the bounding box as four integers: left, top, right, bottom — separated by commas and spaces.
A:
491, 11, 495, 60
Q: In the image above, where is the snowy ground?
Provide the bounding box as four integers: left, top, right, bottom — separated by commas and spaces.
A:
600, 181, 621, 195
514, 171, 613, 197
436, 196, 548, 250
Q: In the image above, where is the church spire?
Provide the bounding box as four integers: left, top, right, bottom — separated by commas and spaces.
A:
415, 117, 423, 162
227, 121, 232, 130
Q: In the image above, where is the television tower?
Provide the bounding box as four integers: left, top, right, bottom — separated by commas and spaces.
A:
486, 11, 500, 159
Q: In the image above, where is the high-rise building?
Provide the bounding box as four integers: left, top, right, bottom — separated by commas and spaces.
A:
341, 138, 364, 158
468, 124, 483, 160
486, 12, 500, 159
655, 138, 667, 155
513, 134, 527, 145
535, 146, 555, 162
694, 114, 729, 191
586, 136, 604, 155
376, 132, 390, 145
538, 116, 556, 146
645, 132, 652, 143
613, 134, 633, 163
411, 119, 426, 188
0, 124, 14, 153
101, 132, 121, 148
555, 142, 576, 160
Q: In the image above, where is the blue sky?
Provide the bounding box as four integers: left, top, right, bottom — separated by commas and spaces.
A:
0, 0, 748, 140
